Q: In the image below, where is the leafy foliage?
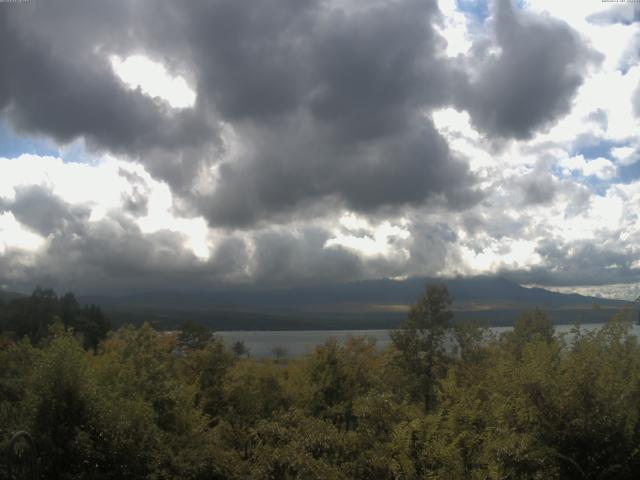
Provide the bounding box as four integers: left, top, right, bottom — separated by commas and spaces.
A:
390, 283, 453, 409
0, 288, 109, 348
2, 285, 640, 479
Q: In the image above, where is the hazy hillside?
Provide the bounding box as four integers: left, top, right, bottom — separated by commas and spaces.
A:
78, 276, 635, 330
81, 276, 631, 308
0, 290, 26, 302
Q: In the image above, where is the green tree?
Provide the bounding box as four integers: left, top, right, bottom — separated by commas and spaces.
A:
184, 337, 236, 418
28, 323, 96, 479
232, 340, 250, 358
505, 308, 554, 357
5, 287, 59, 344
3, 288, 109, 349
177, 321, 214, 351
301, 338, 380, 429
272, 345, 288, 363
390, 284, 453, 409
93, 323, 233, 479
0, 336, 39, 432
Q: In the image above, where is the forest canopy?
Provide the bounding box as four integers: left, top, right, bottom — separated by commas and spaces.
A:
1, 285, 640, 479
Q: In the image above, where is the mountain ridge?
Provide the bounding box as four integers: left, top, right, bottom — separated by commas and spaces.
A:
74, 276, 636, 330
79, 276, 632, 309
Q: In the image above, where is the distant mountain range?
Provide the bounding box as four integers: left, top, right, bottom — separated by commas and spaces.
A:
74, 276, 636, 330
0, 289, 26, 302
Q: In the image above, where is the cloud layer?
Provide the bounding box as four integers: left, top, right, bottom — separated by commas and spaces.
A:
0, 0, 639, 298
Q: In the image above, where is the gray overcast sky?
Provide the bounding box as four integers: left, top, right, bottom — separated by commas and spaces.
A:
0, 0, 639, 298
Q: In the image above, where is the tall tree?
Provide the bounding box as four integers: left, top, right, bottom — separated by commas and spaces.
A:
391, 284, 453, 410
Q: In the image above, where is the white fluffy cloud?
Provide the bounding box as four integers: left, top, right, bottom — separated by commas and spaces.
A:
559, 155, 617, 180
110, 55, 197, 109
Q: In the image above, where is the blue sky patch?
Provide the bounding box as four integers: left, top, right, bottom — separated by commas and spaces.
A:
456, 0, 490, 25
571, 138, 622, 160
618, 161, 640, 183
581, 175, 615, 196
0, 119, 99, 164
59, 138, 99, 165
0, 120, 58, 158
569, 138, 640, 183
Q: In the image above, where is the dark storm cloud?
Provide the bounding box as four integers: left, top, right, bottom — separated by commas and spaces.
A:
510, 159, 591, 210
2, 0, 631, 295
504, 239, 640, 287
118, 168, 150, 217
0, 248, 34, 287
0, 186, 219, 292
180, 0, 476, 227
121, 189, 149, 217
8, 185, 90, 236
457, 0, 597, 140
515, 173, 558, 206
405, 220, 458, 275
0, 187, 365, 292
201, 119, 478, 228
249, 227, 363, 285
180, 0, 319, 120
56, 219, 187, 279
0, 203, 219, 293
0, 3, 220, 199
1, 0, 592, 229
0, 0, 482, 229
0, 7, 216, 159
307, 0, 451, 141
0, 206, 369, 293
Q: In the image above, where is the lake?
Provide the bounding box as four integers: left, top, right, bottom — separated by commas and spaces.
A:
217, 323, 640, 358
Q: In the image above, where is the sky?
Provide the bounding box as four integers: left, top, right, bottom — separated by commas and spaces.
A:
0, 0, 639, 299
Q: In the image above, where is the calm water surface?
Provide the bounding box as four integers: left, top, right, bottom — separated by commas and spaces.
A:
217, 323, 640, 358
